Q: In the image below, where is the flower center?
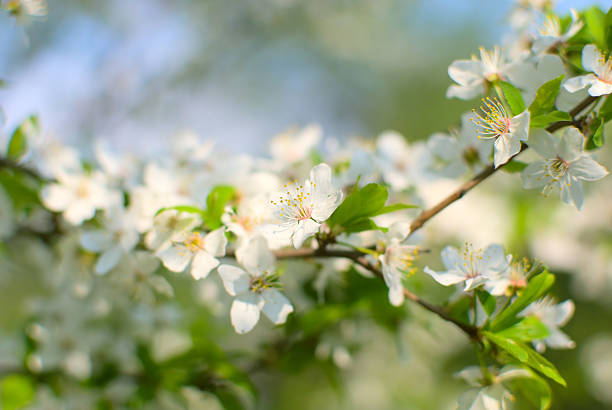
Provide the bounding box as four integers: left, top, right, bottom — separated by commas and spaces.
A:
546, 156, 569, 180
271, 179, 315, 222
472, 97, 511, 140
183, 232, 206, 252
461, 242, 484, 278
76, 182, 91, 199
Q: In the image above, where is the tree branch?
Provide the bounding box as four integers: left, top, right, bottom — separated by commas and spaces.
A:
408, 94, 599, 235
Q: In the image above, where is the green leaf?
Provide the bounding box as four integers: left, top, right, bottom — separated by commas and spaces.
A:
155, 205, 206, 217
509, 369, 552, 410
606, 7, 612, 51
477, 290, 496, 317
370, 203, 419, 217
584, 6, 607, 50
530, 111, 572, 129
599, 95, 612, 123
592, 117, 605, 147
499, 81, 526, 116
342, 217, 388, 234
495, 317, 550, 342
0, 374, 35, 410
501, 160, 529, 173
203, 185, 236, 229
7, 116, 38, 160
327, 183, 388, 233
528, 76, 565, 117
490, 271, 555, 332
484, 332, 566, 386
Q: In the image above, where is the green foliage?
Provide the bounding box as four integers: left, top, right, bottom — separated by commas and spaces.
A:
0, 374, 35, 410
490, 271, 555, 332
203, 185, 236, 229
0, 169, 41, 210
327, 183, 414, 234
484, 332, 566, 386
529, 76, 565, 117
508, 369, 552, 410
476, 290, 496, 317
494, 317, 550, 342
7, 115, 38, 160
530, 111, 571, 129
499, 81, 526, 116
606, 7, 612, 51
154, 185, 236, 229
501, 160, 529, 173
584, 6, 608, 50
599, 95, 612, 123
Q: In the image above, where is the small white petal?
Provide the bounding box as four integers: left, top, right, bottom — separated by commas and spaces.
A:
587, 80, 612, 96
235, 236, 276, 276
159, 245, 192, 273
570, 156, 609, 181
261, 289, 294, 325
582, 44, 601, 73
522, 161, 550, 189
95, 246, 123, 274
423, 266, 466, 286
64, 200, 96, 225
190, 251, 219, 280
563, 74, 596, 93
217, 265, 251, 296
568, 179, 584, 210
291, 219, 320, 249
203, 227, 227, 257
40, 184, 74, 211
230, 293, 263, 334
441, 246, 462, 270
81, 231, 113, 252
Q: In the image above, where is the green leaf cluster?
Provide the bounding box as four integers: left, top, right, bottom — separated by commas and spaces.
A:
326, 183, 416, 234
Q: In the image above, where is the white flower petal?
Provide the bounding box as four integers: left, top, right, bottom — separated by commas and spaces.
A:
81, 231, 113, 252
441, 246, 462, 270
203, 227, 227, 257
230, 293, 262, 334
563, 74, 596, 93
521, 161, 550, 189
217, 265, 251, 296
570, 156, 609, 181
558, 127, 584, 161
493, 134, 521, 168
190, 251, 219, 280
64, 200, 96, 225
261, 289, 294, 325
236, 236, 276, 276
448, 60, 483, 86
95, 246, 123, 275
568, 179, 583, 210
582, 44, 601, 74
40, 184, 74, 211
424, 266, 466, 286
159, 245, 192, 273
587, 79, 612, 96
510, 110, 530, 142
291, 219, 320, 249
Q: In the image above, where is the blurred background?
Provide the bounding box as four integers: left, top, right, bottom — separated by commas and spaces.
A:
1, 0, 611, 409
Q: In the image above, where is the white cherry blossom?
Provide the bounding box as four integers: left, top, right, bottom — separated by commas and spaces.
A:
269, 163, 342, 248
472, 97, 530, 168
424, 243, 510, 293
532, 9, 583, 54
80, 207, 140, 275
217, 236, 293, 334
41, 171, 117, 225
520, 297, 576, 352
521, 127, 608, 210
158, 227, 227, 280
564, 44, 612, 96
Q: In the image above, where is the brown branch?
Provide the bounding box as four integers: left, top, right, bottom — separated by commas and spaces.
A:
408, 94, 599, 235
0, 157, 44, 180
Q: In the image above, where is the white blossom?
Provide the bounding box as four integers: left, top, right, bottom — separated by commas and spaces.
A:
158, 227, 227, 280
41, 171, 117, 225
456, 365, 531, 410
217, 236, 293, 334
378, 222, 419, 306
521, 127, 608, 210
376, 131, 416, 190
424, 243, 510, 293
564, 44, 612, 96
520, 297, 575, 352
532, 9, 583, 54
269, 163, 342, 248
472, 97, 530, 168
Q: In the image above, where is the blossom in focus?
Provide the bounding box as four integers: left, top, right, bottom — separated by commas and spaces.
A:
145, 210, 200, 252
521, 127, 608, 210
158, 227, 227, 280
520, 297, 576, 352
483, 256, 529, 296
80, 207, 140, 275
447, 46, 517, 100
422, 112, 493, 178
41, 171, 116, 225
270, 163, 342, 248
217, 236, 293, 334
564, 44, 612, 96
472, 97, 530, 168
424, 243, 509, 292
532, 9, 583, 54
